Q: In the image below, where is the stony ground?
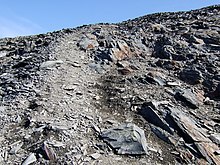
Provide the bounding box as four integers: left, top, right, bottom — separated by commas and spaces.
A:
0, 5, 220, 165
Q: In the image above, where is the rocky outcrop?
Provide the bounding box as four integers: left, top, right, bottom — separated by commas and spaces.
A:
0, 5, 220, 165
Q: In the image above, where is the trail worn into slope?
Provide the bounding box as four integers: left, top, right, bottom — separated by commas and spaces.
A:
0, 5, 220, 165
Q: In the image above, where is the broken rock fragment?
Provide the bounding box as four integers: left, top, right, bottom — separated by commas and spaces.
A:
22, 153, 37, 165
101, 123, 148, 155
41, 142, 56, 161
179, 67, 203, 85
174, 88, 201, 109
78, 33, 99, 50
40, 60, 63, 69
139, 102, 173, 134
169, 107, 220, 164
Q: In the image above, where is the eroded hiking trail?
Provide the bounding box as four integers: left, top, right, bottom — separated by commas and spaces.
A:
0, 5, 220, 164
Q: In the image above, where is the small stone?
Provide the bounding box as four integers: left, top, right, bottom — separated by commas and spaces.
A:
90, 153, 101, 160
48, 141, 65, 148
9, 141, 23, 154
148, 147, 158, 153
166, 81, 181, 86
118, 67, 133, 75
74, 154, 82, 160
50, 123, 69, 131
42, 142, 56, 160
78, 36, 98, 50
214, 150, 220, 155
190, 36, 205, 44
22, 153, 37, 165
70, 62, 81, 67
84, 115, 93, 120
92, 124, 101, 133
210, 133, 220, 145
40, 60, 63, 69
0, 52, 6, 58
63, 85, 77, 91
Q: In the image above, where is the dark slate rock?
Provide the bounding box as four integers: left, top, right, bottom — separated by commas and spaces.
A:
180, 68, 203, 85
174, 89, 200, 109
151, 126, 171, 144
168, 107, 220, 164
139, 102, 173, 134
101, 123, 148, 155
213, 83, 220, 98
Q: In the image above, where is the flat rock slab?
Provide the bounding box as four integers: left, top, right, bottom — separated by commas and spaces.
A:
101, 123, 148, 155
139, 102, 173, 134
40, 60, 63, 69
169, 107, 220, 164
175, 89, 200, 109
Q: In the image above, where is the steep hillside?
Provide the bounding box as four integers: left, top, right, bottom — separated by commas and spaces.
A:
0, 5, 220, 164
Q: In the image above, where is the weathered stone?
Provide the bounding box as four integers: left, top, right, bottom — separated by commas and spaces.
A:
137, 72, 166, 86
40, 60, 63, 69
139, 102, 173, 134
190, 36, 205, 44
78, 37, 99, 50
175, 88, 201, 109
180, 68, 203, 85
108, 40, 131, 61
90, 153, 101, 160
22, 153, 37, 165
118, 67, 133, 75
151, 23, 167, 33
101, 123, 148, 155
9, 141, 23, 154
0, 52, 6, 58
151, 126, 172, 144
210, 133, 220, 145
169, 107, 220, 164
41, 142, 56, 160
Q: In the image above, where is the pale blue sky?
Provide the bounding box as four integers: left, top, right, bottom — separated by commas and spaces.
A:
0, 0, 219, 38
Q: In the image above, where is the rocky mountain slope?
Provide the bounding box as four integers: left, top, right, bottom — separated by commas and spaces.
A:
0, 5, 220, 165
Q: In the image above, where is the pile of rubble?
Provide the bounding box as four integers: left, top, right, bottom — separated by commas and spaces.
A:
0, 5, 219, 164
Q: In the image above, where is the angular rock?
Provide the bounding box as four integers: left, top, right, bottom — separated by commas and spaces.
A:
137, 72, 166, 86
190, 35, 205, 44
118, 67, 133, 75
174, 88, 200, 109
40, 60, 63, 69
22, 153, 37, 165
169, 107, 208, 142
169, 107, 220, 164
139, 102, 173, 134
108, 40, 131, 61
0, 51, 6, 58
151, 126, 171, 144
101, 123, 148, 155
210, 133, 220, 145
180, 68, 203, 85
78, 37, 99, 50
90, 153, 101, 160
9, 141, 23, 154
41, 142, 56, 160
